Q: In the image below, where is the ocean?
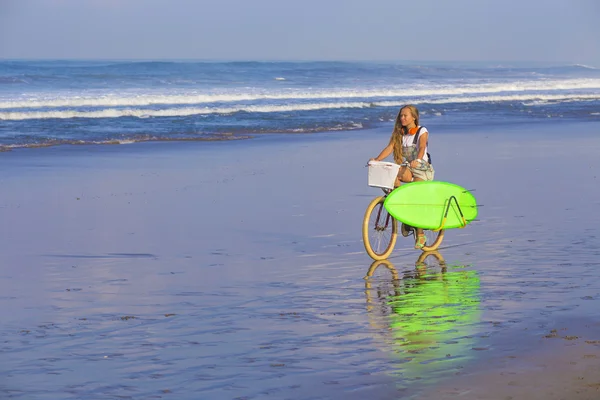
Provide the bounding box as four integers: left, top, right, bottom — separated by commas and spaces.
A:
0, 60, 599, 150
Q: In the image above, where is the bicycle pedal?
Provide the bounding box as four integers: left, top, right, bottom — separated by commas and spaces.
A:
400, 223, 413, 237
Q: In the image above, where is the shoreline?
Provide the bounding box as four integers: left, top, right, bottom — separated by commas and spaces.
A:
1, 116, 598, 155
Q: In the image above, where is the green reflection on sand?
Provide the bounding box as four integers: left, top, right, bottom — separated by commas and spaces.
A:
365, 252, 482, 387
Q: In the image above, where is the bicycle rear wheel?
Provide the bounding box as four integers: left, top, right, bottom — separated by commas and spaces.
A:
363, 196, 398, 260
421, 229, 445, 252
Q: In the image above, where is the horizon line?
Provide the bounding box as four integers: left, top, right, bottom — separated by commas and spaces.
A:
0, 58, 594, 67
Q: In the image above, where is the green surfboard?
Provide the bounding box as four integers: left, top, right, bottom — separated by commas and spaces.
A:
383, 181, 478, 230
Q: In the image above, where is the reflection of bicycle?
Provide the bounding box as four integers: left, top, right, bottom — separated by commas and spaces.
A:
364, 251, 446, 283
364, 252, 447, 316
362, 168, 445, 260
364, 252, 452, 337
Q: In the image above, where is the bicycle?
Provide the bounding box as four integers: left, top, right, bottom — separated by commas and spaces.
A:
362, 162, 445, 261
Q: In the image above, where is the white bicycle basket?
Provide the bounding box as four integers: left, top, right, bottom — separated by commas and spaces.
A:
367, 161, 401, 189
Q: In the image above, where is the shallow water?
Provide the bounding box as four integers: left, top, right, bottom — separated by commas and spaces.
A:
1, 122, 600, 399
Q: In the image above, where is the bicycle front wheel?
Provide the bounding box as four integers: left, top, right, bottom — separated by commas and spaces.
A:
362, 196, 398, 260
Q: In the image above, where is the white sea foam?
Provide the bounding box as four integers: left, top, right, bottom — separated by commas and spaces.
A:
0, 102, 370, 120
1, 78, 600, 110
0, 93, 598, 121
380, 93, 600, 106
571, 64, 599, 70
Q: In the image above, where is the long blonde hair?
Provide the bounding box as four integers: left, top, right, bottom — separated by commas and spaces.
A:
392, 105, 420, 163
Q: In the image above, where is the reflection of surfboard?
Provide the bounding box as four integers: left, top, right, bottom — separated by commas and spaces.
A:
383, 181, 478, 230
388, 268, 481, 382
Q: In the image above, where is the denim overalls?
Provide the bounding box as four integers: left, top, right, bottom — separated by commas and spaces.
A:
402, 127, 428, 171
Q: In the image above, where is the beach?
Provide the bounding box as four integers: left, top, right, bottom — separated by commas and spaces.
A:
1, 119, 600, 399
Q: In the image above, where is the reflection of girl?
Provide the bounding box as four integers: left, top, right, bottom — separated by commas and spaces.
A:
364, 256, 481, 388
370, 105, 435, 248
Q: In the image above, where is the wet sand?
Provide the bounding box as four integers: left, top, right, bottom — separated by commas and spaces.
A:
1, 120, 600, 399
417, 319, 600, 400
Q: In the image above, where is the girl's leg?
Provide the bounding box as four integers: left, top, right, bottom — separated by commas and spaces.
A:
398, 166, 413, 183
412, 165, 431, 248
414, 170, 426, 246
415, 228, 426, 249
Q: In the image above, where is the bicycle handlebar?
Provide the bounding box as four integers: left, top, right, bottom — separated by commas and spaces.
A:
365, 161, 409, 167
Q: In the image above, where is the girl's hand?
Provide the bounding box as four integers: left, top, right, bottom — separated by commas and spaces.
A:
410, 160, 420, 168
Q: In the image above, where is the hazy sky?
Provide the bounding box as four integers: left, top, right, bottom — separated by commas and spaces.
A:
1, 0, 599, 65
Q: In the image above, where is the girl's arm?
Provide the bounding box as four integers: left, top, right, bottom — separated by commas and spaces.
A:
409, 131, 429, 168
416, 131, 428, 160
372, 142, 394, 161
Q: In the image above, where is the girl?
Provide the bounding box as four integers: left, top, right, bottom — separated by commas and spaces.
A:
370, 105, 435, 248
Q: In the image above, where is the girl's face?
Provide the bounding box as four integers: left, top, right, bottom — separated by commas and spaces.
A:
399, 108, 415, 127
